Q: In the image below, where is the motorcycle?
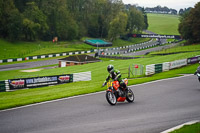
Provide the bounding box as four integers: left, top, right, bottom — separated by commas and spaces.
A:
194, 71, 200, 82
104, 79, 134, 105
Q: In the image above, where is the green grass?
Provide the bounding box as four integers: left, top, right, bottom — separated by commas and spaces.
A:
150, 44, 200, 55
169, 123, 200, 133
0, 39, 94, 60
147, 14, 180, 35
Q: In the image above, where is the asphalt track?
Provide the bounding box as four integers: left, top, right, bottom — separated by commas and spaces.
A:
0, 75, 200, 133
0, 59, 59, 71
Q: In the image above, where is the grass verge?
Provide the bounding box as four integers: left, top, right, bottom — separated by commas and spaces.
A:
147, 13, 180, 35
169, 122, 200, 133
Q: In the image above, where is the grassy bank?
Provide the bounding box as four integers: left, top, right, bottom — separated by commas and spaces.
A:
0, 39, 93, 60
147, 14, 180, 35
150, 43, 200, 55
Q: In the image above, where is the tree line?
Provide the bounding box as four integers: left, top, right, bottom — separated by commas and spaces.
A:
144, 5, 177, 14
179, 2, 200, 44
0, 0, 148, 42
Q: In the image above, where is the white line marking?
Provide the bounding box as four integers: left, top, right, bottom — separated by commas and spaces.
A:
0, 74, 194, 113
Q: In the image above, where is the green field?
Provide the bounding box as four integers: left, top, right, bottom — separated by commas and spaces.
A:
150, 44, 200, 55
147, 14, 180, 35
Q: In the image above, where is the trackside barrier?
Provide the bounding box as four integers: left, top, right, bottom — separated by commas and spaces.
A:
145, 56, 200, 76
73, 71, 91, 82
145, 64, 155, 75
169, 59, 187, 69
0, 71, 91, 92
163, 62, 170, 72
155, 64, 163, 73
0, 81, 6, 92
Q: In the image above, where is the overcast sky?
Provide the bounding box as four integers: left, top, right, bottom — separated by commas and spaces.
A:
122, 0, 199, 11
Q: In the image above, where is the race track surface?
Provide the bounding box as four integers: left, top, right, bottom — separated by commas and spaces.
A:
0, 75, 200, 133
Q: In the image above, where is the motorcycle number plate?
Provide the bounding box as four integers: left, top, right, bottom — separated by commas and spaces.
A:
107, 81, 113, 88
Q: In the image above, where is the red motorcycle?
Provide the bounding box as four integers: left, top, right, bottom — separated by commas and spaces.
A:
104, 79, 134, 105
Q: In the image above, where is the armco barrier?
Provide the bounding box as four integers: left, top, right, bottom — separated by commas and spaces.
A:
1, 71, 91, 92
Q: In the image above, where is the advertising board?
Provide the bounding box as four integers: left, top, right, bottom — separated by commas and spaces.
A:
169, 59, 187, 69
187, 56, 200, 64
8, 74, 73, 90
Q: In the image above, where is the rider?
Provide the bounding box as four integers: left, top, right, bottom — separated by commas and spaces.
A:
194, 61, 200, 82
103, 65, 127, 92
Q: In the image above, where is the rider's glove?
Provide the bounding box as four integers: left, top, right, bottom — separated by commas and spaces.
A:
102, 82, 106, 87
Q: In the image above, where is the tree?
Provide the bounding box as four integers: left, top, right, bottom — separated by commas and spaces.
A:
108, 12, 128, 41
0, 0, 23, 40
178, 2, 200, 43
126, 7, 145, 33
22, 2, 48, 41
40, 0, 78, 40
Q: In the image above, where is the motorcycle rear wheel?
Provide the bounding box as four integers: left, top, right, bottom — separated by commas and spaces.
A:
106, 91, 117, 105
126, 88, 134, 103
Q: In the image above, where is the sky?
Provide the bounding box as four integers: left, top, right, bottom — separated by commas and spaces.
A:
122, 0, 199, 11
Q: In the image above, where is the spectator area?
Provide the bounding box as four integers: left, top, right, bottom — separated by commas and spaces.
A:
84, 39, 112, 47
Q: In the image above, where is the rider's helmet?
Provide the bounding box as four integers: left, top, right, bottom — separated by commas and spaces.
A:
107, 65, 114, 73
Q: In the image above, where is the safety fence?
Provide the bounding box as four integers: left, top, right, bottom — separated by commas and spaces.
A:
119, 64, 144, 79
145, 56, 200, 76
0, 71, 91, 92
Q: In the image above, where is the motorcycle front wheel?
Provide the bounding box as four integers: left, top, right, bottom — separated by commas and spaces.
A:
106, 91, 117, 105
126, 88, 134, 103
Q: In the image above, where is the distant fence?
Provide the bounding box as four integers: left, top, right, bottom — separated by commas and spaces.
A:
0, 71, 91, 92
99, 55, 140, 60
145, 56, 200, 76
